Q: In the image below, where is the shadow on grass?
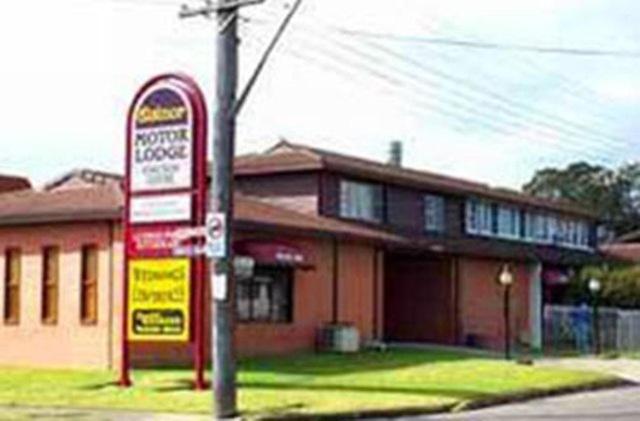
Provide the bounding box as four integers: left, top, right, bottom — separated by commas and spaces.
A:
152, 378, 206, 392
238, 380, 490, 401
76, 381, 119, 391
238, 349, 480, 377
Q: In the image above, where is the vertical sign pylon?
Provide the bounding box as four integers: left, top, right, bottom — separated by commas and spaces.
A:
122, 74, 208, 389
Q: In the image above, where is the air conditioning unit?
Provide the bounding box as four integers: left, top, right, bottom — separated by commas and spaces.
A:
317, 324, 360, 353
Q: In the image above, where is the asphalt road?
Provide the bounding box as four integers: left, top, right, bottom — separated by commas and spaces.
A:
391, 386, 640, 421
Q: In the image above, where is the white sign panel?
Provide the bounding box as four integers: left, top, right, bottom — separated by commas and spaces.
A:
206, 212, 227, 258
213, 273, 228, 300
130, 83, 193, 192
130, 194, 192, 224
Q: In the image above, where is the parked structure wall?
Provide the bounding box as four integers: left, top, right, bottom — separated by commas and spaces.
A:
457, 257, 533, 350
0, 222, 120, 369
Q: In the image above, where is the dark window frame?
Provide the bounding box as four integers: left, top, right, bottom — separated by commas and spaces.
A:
236, 265, 294, 324
338, 178, 385, 224
41, 246, 60, 325
3, 248, 21, 325
80, 244, 99, 325
423, 193, 446, 233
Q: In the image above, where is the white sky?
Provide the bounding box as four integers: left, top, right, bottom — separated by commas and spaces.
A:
1, 0, 639, 188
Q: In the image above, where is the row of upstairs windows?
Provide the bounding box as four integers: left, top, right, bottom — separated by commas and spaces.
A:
466, 199, 592, 249
338, 179, 593, 249
338, 179, 446, 232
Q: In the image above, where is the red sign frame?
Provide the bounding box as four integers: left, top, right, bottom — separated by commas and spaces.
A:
121, 74, 208, 389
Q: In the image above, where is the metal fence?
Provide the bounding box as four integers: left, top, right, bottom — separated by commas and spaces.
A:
544, 305, 640, 354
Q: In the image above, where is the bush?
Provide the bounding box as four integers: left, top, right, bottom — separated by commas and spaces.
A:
568, 264, 640, 309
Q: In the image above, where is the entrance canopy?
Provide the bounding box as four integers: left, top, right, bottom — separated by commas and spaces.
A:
234, 239, 312, 268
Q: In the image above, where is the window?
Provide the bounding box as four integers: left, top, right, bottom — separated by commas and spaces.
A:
80, 245, 98, 324
237, 266, 293, 323
465, 199, 494, 235
496, 205, 521, 239
339, 180, 383, 223
41, 246, 59, 324
524, 212, 551, 243
424, 194, 446, 232
577, 221, 591, 248
3, 249, 20, 324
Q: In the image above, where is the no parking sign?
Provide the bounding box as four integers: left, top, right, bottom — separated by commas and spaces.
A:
206, 212, 227, 258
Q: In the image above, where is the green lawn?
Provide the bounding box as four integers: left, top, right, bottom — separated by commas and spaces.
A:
0, 349, 616, 418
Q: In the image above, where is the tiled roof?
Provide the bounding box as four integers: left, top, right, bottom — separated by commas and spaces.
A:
44, 169, 123, 191
600, 244, 640, 263
0, 175, 31, 193
235, 141, 596, 218
0, 184, 401, 244
0, 182, 598, 263
615, 230, 640, 244
0, 185, 122, 224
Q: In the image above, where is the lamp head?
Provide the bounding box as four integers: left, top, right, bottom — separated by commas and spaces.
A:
588, 278, 601, 293
498, 264, 514, 287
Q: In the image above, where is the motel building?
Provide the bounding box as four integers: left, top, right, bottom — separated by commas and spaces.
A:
0, 141, 601, 369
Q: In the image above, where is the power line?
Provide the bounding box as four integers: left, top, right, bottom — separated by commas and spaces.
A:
329, 27, 629, 149
424, 16, 627, 128
239, 15, 615, 163
333, 27, 640, 59
278, 16, 628, 155
252, 8, 628, 154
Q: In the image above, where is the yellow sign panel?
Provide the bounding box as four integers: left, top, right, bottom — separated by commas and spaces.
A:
128, 258, 190, 342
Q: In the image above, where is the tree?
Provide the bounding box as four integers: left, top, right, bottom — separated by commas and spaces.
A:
523, 162, 640, 237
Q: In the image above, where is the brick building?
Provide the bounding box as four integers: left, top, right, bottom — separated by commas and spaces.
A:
0, 142, 601, 368
601, 230, 640, 263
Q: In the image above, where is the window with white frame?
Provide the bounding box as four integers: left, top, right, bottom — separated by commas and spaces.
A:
577, 221, 591, 248
524, 212, 550, 243
339, 179, 383, 223
424, 194, 445, 232
465, 199, 494, 235
497, 205, 521, 239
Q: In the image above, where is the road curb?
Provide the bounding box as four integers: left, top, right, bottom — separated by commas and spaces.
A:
255, 378, 631, 420
452, 377, 632, 413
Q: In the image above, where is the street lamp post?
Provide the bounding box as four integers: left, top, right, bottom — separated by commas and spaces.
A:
499, 264, 515, 360
588, 278, 602, 355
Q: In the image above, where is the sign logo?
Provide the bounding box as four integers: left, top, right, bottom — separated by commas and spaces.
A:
131, 85, 194, 192
128, 258, 191, 342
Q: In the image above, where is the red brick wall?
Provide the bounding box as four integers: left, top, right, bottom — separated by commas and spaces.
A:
457, 257, 533, 351
0, 222, 120, 369
130, 234, 378, 366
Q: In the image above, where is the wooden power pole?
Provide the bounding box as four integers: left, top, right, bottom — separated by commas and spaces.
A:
180, 0, 302, 417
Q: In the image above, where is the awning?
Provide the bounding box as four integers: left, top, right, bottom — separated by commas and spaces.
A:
542, 268, 571, 285
234, 239, 313, 268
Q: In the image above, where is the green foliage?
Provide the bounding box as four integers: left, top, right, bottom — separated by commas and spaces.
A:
569, 264, 640, 309
523, 161, 640, 236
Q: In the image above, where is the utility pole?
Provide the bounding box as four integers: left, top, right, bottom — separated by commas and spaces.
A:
180, 0, 302, 418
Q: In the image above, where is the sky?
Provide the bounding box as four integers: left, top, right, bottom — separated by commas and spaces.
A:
0, 0, 639, 188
